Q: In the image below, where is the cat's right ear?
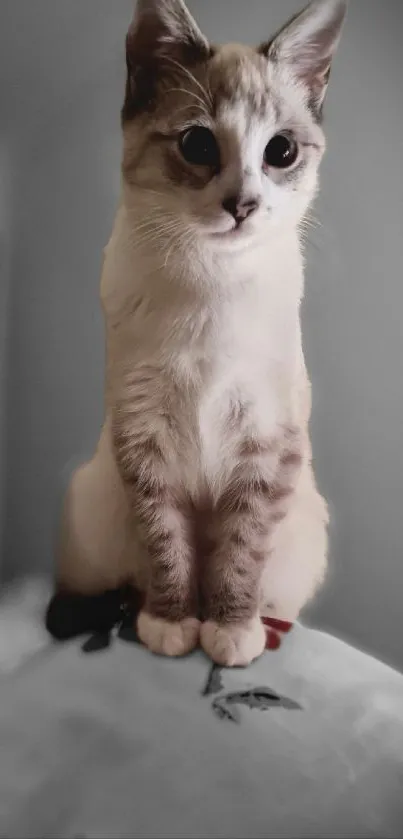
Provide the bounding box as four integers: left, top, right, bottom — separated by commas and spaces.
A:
260, 0, 347, 120
122, 0, 210, 122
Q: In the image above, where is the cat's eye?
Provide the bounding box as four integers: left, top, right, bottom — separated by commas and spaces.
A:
264, 133, 299, 170
179, 127, 220, 168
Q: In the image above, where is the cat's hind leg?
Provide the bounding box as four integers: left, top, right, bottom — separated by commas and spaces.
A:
56, 422, 142, 596
260, 468, 329, 642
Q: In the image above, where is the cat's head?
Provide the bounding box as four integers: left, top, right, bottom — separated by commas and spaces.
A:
121, 0, 346, 253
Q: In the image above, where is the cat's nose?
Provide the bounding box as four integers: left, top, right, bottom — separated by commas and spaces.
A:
222, 194, 261, 225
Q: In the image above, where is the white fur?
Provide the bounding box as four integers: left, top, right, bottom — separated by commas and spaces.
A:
201, 617, 266, 668
137, 613, 200, 657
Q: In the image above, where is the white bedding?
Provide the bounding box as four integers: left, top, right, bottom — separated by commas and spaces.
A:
0, 621, 402, 838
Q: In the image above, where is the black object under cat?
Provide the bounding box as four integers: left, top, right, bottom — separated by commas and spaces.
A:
45, 585, 142, 651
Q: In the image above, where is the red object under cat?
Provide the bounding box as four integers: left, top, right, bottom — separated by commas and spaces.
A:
262, 616, 294, 650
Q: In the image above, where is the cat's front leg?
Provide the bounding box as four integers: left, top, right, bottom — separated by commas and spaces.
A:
112, 414, 199, 657
201, 429, 302, 667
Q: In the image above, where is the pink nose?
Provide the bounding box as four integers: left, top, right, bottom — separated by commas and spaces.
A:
222, 194, 260, 225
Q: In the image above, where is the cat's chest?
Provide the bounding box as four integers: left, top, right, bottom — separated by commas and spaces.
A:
171, 292, 295, 381
114, 291, 298, 464
176, 310, 297, 482
196, 351, 291, 469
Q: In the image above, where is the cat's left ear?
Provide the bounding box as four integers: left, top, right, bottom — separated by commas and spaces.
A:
122, 0, 210, 121
260, 0, 347, 116
127, 0, 209, 67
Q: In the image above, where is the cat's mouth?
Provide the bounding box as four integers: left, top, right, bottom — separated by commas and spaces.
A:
211, 222, 252, 241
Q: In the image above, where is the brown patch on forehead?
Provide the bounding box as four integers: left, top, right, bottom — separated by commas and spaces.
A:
122, 43, 216, 125
207, 45, 272, 119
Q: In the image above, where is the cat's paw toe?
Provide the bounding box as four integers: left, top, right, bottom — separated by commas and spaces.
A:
137, 612, 200, 657
200, 616, 266, 667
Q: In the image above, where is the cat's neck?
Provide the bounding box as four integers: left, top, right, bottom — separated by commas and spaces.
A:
101, 201, 304, 319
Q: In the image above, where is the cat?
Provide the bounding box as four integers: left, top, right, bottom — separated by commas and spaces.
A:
57, 0, 346, 666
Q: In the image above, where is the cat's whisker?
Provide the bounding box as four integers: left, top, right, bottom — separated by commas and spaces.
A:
131, 217, 188, 253
127, 204, 173, 219
173, 103, 209, 121
154, 223, 197, 271
298, 227, 323, 256
303, 209, 322, 230
130, 218, 178, 235
167, 87, 210, 114
128, 215, 181, 238
163, 230, 191, 268
162, 55, 214, 108
126, 188, 167, 201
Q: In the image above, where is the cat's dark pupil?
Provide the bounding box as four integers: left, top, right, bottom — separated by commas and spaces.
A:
180, 127, 220, 168
264, 134, 298, 169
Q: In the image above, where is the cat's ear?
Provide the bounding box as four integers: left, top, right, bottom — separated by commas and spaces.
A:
122, 0, 210, 121
127, 0, 209, 68
260, 0, 347, 116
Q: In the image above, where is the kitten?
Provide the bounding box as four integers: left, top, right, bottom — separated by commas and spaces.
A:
57, 0, 346, 666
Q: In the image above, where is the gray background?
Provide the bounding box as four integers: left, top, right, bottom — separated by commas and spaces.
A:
0, 1, 402, 671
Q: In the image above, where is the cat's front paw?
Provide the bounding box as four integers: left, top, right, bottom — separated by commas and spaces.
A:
200, 616, 266, 667
137, 611, 200, 657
